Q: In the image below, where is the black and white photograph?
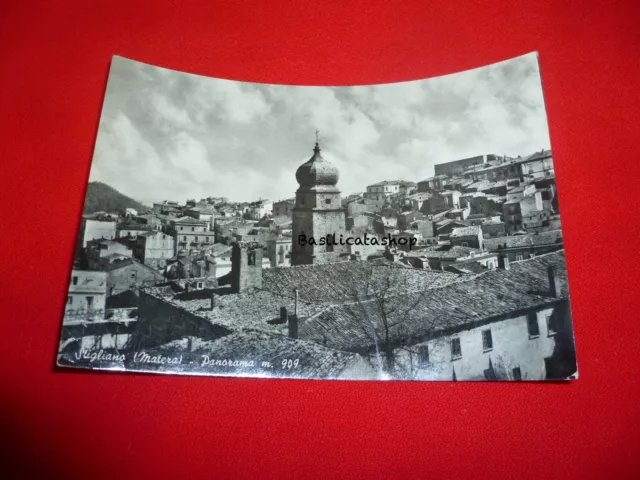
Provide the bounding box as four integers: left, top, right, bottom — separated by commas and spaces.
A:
58, 52, 577, 381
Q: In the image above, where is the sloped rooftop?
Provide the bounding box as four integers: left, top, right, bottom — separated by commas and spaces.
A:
261, 261, 463, 305
299, 251, 569, 352
484, 230, 563, 250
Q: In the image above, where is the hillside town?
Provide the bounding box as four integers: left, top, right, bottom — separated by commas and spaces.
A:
59, 141, 576, 381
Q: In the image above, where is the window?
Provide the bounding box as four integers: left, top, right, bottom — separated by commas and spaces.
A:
325, 198, 331, 205
195, 236, 198, 242
86, 296, 94, 309
197, 282, 204, 289
484, 365, 497, 380
512, 367, 522, 381
546, 313, 558, 336
247, 251, 256, 266
527, 312, 540, 337
451, 338, 462, 359
183, 236, 187, 241
130, 272, 136, 279
72, 276, 78, 285
418, 345, 429, 366
67, 296, 72, 305
482, 329, 493, 351
515, 254, 524, 261
191, 227, 195, 231
461, 242, 468, 247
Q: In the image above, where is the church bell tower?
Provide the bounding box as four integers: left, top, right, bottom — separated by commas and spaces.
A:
291, 134, 348, 266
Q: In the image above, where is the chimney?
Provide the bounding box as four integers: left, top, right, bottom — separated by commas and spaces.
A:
210, 292, 216, 310
498, 254, 510, 270
288, 315, 298, 339
548, 265, 561, 297
289, 290, 299, 339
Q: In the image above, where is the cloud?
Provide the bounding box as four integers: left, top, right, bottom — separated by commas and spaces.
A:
89, 53, 551, 204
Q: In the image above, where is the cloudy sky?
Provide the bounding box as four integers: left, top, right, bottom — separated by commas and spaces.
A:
90, 52, 551, 204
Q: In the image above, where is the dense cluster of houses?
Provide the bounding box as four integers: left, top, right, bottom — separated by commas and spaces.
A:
60, 146, 576, 381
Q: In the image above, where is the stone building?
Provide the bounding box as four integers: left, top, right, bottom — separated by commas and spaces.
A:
79, 218, 117, 248
364, 181, 401, 201
65, 270, 108, 323
417, 175, 447, 193
103, 258, 165, 296
152, 200, 181, 216
425, 190, 461, 214
266, 235, 292, 268
484, 230, 564, 262
135, 231, 175, 270
171, 217, 215, 254
86, 239, 133, 269
273, 198, 296, 217
434, 154, 494, 177
248, 199, 273, 220
291, 140, 349, 265
503, 192, 544, 234
117, 224, 155, 239
480, 220, 507, 238
449, 225, 483, 249
299, 251, 575, 380
226, 242, 264, 293
516, 150, 554, 178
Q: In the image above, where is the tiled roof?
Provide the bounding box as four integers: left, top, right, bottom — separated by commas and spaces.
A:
481, 219, 504, 226
189, 207, 217, 215
369, 180, 401, 187
445, 262, 488, 274
484, 230, 563, 250
450, 225, 481, 237
517, 149, 552, 163
143, 285, 320, 334
210, 243, 233, 256
406, 192, 432, 201
174, 216, 207, 224
261, 261, 463, 305
117, 224, 154, 231
467, 180, 492, 190
137, 230, 165, 238
423, 245, 480, 259
101, 252, 132, 261
299, 251, 569, 352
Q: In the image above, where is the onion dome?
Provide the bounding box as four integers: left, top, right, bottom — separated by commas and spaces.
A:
295, 140, 340, 188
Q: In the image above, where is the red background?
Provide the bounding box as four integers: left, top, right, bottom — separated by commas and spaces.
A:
1, 1, 639, 478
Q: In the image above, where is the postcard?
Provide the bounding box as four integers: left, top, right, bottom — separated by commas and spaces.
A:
57, 53, 577, 381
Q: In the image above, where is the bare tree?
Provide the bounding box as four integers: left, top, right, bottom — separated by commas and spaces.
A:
335, 261, 451, 379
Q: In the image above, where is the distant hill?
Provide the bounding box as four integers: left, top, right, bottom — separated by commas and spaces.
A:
83, 182, 148, 215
